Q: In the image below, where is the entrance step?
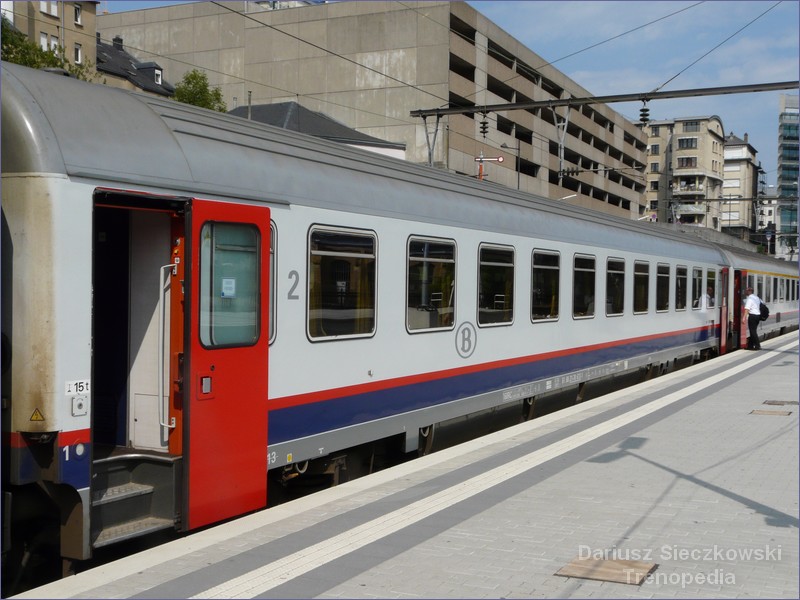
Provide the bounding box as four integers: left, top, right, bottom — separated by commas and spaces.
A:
93, 517, 175, 548
91, 449, 182, 549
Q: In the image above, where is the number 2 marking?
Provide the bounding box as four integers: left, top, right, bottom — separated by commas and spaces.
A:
288, 270, 300, 300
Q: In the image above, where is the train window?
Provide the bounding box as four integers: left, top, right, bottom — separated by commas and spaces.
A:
573, 254, 595, 318
706, 270, 716, 309
407, 237, 456, 332
778, 278, 785, 302
656, 263, 670, 312
755, 275, 764, 301
478, 245, 515, 326
773, 277, 779, 302
764, 276, 772, 303
606, 258, 625, 316
634, 261, 649, 314
269, 222, 276, 344
308, 227, 376, 340
675, 266, 688, 311
532, 250, 559, 321
199, 222, 261, 347
691, 268, 703, 310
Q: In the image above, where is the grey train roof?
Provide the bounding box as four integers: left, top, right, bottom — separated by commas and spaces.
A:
0, 61, 731, 264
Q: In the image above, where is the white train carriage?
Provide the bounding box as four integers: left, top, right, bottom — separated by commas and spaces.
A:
1, 61, 797, 587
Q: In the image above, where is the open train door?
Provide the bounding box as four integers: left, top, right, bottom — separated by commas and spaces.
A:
185, 199, 270, 529
719, 268, 729, 354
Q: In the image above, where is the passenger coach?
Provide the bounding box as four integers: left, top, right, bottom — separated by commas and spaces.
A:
2, 62, 797, 590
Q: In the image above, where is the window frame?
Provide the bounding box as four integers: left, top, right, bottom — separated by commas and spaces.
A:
531, 249, 560, 322
633, 261, 649, 314
307, 225, 378, 342
572, 253, 596, 319
691, 267, 703, 309
406, 235, 457, 334
477, 243, 515, 327
198, 221, 262, 349
269, 221, 276, 344
605, 257, 625, 317
675, 265, 688, 311
656, 263, 670, 312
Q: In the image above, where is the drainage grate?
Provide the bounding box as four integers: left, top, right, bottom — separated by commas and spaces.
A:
555, 557, 657, 585
763, 400, 799, 406
750, 409, 792, 416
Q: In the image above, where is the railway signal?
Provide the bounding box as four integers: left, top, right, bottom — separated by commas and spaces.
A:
475, 151, 503, 180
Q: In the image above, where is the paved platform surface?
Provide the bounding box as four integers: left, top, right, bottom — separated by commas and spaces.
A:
17, 334, 799, 599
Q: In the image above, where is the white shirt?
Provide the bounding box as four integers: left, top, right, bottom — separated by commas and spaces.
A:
744, 293, 761, 316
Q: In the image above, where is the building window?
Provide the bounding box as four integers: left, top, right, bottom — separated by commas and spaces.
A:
650, 162, 660, 173
650, 181, 659, 191
650, 144, 660, 155
532, 250, 559, 321
155, 70, 162, 85
677, 157, 697, 169
651, 125, 660, 136
683, 121, 700, 133
40, 32, 48, 51
40, 1, 58, 16
74, 43, 82, 64
407, 237, 456, 332
74, 4, 82, 24
478, 244, 514, 326
678, 137, 698, 149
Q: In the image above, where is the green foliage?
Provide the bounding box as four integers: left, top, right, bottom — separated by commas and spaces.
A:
1, 15, 103, 83
1, 15, 62, 69
173, 69, 227, 112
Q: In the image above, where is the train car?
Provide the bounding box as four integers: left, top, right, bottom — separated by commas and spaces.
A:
1, 62, 797, 590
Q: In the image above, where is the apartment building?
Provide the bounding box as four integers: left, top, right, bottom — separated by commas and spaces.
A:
721, 132, 761, 240
777, 94, 799, 198
774, 94, 798, 260
642, 116, 726, 230
1, 1, 98, 69
97, 1, 647, 218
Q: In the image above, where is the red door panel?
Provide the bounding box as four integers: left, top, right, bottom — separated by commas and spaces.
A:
185, 199, 270, 529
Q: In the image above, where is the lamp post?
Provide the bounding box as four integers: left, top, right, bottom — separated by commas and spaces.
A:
501, 141, 520, 190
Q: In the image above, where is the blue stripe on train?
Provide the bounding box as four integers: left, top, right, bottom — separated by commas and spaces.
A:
269, 328, 716, 443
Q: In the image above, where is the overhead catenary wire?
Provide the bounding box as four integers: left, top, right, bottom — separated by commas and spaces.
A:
651, 1, 783, 93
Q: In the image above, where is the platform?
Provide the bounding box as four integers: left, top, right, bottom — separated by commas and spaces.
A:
16, 333, 799, 599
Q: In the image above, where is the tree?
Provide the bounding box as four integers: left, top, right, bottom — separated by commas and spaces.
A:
1, 16, 103, 83
173, 69, 227, 112
1, 16, 62, 69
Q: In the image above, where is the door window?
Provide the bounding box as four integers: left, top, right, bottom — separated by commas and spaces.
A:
199, 222, 261, 347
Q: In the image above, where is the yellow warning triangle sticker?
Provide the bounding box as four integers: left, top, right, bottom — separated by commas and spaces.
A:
30, 408, 45, 421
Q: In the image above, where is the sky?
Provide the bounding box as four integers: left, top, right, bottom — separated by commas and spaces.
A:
101, 1, 799, 188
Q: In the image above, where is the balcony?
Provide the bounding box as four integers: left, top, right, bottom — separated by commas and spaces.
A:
672, 183, 704, 195
675, 203, 708, 215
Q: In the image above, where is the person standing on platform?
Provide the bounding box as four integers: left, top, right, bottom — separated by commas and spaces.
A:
742, 286, 762, 350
